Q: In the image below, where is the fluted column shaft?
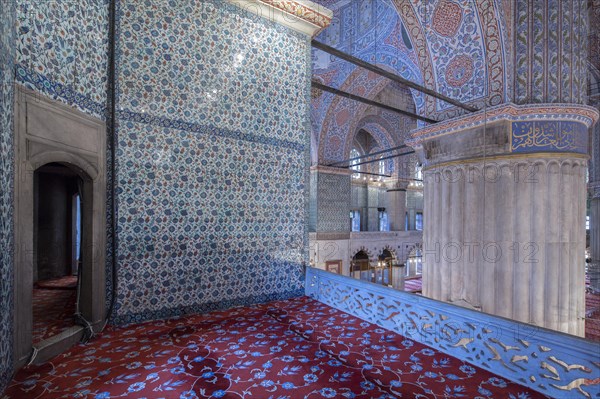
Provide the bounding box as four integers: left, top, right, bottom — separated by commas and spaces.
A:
423, 158, 587, 335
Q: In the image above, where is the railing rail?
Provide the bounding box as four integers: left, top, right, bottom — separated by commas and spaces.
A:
305, 267, 600, 399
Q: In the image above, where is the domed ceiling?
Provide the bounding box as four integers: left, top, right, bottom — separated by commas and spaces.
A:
311, 0, 511, 164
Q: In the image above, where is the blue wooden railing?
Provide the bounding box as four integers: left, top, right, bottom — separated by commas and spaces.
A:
305, 267, 600, 399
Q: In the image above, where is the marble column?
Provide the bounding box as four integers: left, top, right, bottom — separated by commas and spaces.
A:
408, 104, 598, 337
589, 122, 600, 293
385, 180, 408, 232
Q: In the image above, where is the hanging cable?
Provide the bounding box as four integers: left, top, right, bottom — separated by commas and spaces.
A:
26, 347, 39, 366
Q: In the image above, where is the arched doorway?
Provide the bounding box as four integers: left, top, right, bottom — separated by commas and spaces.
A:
351, 250, 370, 280
379, 249, 394, 262
13, 86, 106, 367
32, 163, 87, 346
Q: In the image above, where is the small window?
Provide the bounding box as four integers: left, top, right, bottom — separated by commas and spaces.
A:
414, 162, 423, 186
351, 210, 361, 232
587, 215, 590, 230
378, 157, 385, 176
379, 211, 389, 231
415, 212, 423, 231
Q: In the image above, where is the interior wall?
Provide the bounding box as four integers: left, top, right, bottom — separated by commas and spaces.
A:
351, 184, 387, 231
15, 0, 110, 120
111, 0, 312, 324
0, 0, 16, 392
315, 172, 352, 233
14, 0, 111, 336
35, 169, 79, 282
15, 0, 111, 304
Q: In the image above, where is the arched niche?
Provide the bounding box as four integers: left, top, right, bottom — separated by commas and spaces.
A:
13, 86, 106, 367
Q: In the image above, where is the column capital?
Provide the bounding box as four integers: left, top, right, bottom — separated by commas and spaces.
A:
383, 179, 409, 191
310, 165, 353, 176
406, 103, 598, 169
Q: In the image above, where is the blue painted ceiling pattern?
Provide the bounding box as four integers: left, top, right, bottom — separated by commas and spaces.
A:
0, 0, 15, 393
113, 0, 311, 323
311, 0, 509, 164
15, 0, 109, 120
311, 0, 423, 134
413, 0, 487, 111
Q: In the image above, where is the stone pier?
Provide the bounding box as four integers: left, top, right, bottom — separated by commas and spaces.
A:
408, 104, 598, 336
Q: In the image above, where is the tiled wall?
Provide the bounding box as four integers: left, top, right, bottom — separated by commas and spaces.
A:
15, 0, 109, 120
112, 0, 312, 323
514, 0, 588, 104
0, 0, 16, 392
314, 173, 351, 233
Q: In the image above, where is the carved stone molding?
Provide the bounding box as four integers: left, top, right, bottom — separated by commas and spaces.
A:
310, 165, 354, 176
409, 103, 599, 145
13, 85, 107, 367
589, 181, 600, 199
227, 0, 332, 37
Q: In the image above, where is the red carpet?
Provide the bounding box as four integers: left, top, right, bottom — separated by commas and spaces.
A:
32, 276, 78, 345
5, 296, 547, 399
586, 292, 600, 342
34, 275, 78, 290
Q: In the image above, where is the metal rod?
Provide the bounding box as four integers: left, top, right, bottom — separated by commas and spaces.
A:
328, 144, 409, 167
312, 40, 479, 113
312, 80, 437, 124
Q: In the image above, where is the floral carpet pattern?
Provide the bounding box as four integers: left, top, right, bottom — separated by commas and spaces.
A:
32, 276, 78, 345
5, 297, 547, 399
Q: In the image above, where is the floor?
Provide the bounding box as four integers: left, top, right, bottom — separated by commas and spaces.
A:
32, 275, 78, 345
5, 296, 548, 399
586, 292, 600, 341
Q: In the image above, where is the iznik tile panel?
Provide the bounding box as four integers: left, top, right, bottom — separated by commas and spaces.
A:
15, 0, 109, 120
316, 173, 351, 232
113, 0, 311, 323
0, 0, 16, 392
